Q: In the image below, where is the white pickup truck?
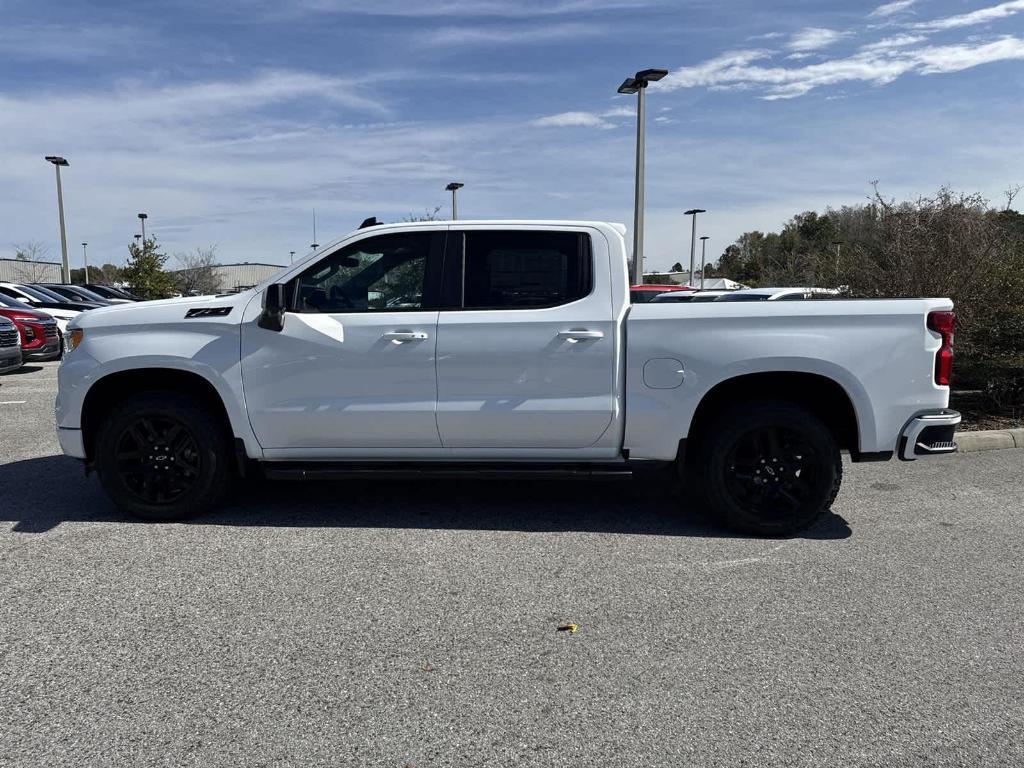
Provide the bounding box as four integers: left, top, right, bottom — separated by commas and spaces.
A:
56, 220, 960, 534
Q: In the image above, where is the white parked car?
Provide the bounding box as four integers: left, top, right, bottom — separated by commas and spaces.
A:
713, 287, 841, 302
651, 290, 731, 303
56, 220, 959, 534
0, 282, 83, 340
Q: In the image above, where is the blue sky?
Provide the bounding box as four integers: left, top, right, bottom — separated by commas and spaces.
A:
2, 0, 1023, 272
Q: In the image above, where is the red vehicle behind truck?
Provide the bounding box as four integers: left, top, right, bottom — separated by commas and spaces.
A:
0, 295, 62, 361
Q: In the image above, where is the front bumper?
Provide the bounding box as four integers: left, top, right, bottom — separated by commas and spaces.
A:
898, 410, 961, 461
0, 347, 23, 373
24, 340, 61, 361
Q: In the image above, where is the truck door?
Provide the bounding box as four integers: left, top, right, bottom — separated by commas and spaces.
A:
240, 230, 445, 452
435, 228, 617, 449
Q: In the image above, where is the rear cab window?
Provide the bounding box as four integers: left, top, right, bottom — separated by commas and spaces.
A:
445, 230, 593, 309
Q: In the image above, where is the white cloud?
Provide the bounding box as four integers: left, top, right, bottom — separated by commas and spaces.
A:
530, 105, 634, 129
0, 24, 142, 61
869, 0, 917, 18
531, 111, 614, 128
296, 0, 659, 16
914, 0, 1024, 31
660, 36, 1024, 100
859, 34, 928, 53
422, 21, 603, 46
788, 27, 846, 52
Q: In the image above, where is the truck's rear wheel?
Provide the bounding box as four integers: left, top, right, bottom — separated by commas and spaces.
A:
95, 392, 230, 521
696, 401, 842, 536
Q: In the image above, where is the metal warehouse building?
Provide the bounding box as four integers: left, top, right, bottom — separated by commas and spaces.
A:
0, 258, 62, 284
213, 262, 288, 293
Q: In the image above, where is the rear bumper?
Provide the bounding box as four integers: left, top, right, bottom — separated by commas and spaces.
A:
898, 410, 961, 461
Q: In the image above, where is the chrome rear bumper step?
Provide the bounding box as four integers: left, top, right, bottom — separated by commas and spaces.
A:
898, 410, 961, 461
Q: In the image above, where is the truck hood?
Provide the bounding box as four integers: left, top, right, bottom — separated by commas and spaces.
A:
69, 291, 258, 330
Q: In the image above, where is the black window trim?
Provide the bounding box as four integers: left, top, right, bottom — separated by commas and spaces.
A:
440, 229, 595, 312
286, 230, 447, 314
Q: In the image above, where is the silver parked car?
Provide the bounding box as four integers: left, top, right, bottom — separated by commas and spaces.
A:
0, 315, 23, 373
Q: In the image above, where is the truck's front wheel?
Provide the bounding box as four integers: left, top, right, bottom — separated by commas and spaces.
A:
697, 401, 842, 536
95, 392, 231, 521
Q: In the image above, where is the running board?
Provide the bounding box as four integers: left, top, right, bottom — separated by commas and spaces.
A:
262, 461, 634, 481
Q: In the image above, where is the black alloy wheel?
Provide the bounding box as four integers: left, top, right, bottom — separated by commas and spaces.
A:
695, 401, 842, 536
113, 415, 202, 505
96, 391, 231, 520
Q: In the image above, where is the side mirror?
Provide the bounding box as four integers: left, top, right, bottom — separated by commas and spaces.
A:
258, 284, 287, 331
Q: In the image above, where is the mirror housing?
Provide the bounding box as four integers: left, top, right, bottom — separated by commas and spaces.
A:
258, 284, 287, 331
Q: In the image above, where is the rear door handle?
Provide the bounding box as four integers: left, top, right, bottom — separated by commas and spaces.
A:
383, 330, 429, 343
557, 330, 604, 343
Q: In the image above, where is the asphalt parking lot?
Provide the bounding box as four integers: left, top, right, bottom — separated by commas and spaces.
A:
1, 362, 1022, 767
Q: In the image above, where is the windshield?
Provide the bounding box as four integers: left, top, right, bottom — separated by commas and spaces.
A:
0, 293, 32, 308
15, 284, 56, 302
25, 285, 66, 301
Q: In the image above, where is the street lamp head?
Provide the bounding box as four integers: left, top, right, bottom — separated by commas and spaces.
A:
618, 69, 669, 94
684, 208, 707, 216
636, 68, 669, 83
700, 235, 710, 241
617, 77, 640, 94
44, 155, 69, 166
137, 212, 148, 220
445, 182, 464, 192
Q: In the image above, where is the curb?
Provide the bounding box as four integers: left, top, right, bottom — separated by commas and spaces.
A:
956, 428, 1024, 453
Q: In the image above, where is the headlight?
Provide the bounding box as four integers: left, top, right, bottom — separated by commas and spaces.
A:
68, 328, 84, 351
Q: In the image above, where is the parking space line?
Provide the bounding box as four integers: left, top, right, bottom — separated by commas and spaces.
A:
0, 400, 28, 405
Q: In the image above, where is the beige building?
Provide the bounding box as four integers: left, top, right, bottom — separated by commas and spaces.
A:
212, 262, 288, 293
0, 258, 62, 284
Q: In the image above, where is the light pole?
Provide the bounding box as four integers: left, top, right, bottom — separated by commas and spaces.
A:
699, 236, 709, 290
832, 240, 843, 284
44, 156, 71, 283
82, 242, 89, 283
138, 213, 148, 249
617, 68, 668, 284
290, 251, 296, 264
684, 208, 706, 288
134, 234, 142, 250
445, 182, 464, 219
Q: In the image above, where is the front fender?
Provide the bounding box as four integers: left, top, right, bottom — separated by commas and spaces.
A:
56, 326, 262, 459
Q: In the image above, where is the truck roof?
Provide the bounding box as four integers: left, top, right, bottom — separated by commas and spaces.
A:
364, 220, 628, 236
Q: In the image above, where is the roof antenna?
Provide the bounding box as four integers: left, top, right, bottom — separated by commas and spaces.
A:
359, 216, 381, 229
310, 208, 319, 250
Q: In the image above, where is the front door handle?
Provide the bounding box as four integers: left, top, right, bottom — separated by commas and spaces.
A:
383, 330, 429, 343
557, 330, 604, 343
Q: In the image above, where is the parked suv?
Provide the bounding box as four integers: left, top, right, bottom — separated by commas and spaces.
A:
0, 315, 23, 373
0, 295, 62, 361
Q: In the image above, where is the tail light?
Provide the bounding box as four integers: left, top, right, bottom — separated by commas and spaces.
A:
927, 310, 955, 386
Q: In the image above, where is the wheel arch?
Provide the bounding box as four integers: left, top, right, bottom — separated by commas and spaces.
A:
685, 371, 865, 461
80, 368, 237, 462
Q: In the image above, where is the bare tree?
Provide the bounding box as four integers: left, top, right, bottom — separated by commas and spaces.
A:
175, 246, 221, 296
11, 241, 58, 282
401, 206, 443, 222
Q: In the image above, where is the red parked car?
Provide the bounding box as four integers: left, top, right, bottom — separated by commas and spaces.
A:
629, 284, 693, 303
0, 294, 62, 361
